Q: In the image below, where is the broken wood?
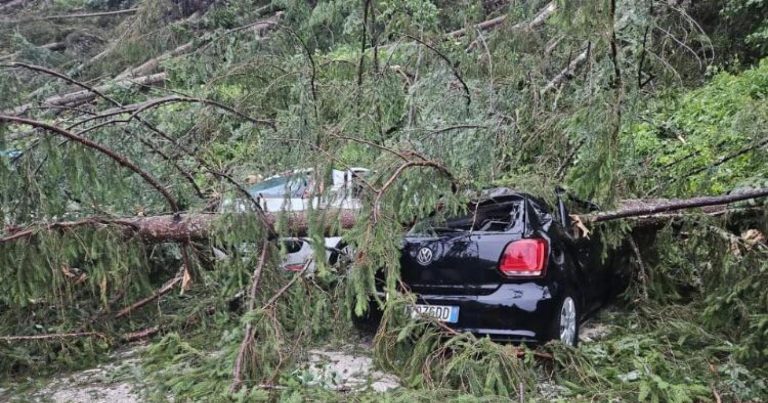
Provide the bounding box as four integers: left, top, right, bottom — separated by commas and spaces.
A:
586, 187, 768, 223
1, 188, 766, 245
114, 270, 184, 319
447, 2, 559, 39
377, 2, 557, 54
6, 72, 167, 116
121, 326, 160, 343
115, 13, 283, 79
115, 42, 194, 79
462, 2, 558, 51
0, 331, 106, 342
541, 44, 590, 95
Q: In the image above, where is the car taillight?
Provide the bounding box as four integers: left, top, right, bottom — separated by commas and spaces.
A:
498, 239, 548, 277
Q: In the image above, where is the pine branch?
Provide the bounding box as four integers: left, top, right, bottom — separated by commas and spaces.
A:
0, 114, 180, 211
230, 241, 270, 393
114, 12, 283, 79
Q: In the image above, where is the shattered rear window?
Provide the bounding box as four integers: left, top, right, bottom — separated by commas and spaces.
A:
409, 200, 525, 235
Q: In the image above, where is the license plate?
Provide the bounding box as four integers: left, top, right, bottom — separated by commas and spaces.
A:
407, 304, 459, 323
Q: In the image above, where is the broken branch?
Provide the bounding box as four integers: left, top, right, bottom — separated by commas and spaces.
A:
1, 332, 106, 342
587, 188, 768, 223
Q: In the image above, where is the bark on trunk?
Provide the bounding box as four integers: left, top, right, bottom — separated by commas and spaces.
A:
447, 1, 557, 38
586, 188, 768, 223
1, 209, 360, 244
2, 188, 766, 245
541, 45, 590, 95
6, 73, 167, 116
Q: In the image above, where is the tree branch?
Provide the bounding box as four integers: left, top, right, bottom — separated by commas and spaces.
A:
587, 188, 768, 223
0, 115, 180, 211
541, 43, 590, 95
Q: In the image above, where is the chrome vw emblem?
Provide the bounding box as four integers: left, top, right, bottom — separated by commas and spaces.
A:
416, 247, 433, 266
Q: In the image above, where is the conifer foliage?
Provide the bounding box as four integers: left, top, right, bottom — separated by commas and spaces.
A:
0, 0, 767, 400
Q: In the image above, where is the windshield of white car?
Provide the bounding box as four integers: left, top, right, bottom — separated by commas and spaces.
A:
248, 175, 307, 197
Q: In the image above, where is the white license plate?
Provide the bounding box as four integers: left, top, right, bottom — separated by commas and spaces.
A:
406, 304, 459, 323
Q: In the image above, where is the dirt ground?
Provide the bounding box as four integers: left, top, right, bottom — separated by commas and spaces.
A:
1, 320, 611, 402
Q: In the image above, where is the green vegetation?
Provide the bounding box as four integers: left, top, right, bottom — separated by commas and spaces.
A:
1, 0, 767, 401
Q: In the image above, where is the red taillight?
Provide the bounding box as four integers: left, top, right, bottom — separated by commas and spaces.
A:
498, 239, 548, 277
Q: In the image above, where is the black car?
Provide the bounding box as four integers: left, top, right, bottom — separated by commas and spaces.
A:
371, 188, 625, 346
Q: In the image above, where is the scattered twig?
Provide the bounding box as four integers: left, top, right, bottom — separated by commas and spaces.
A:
115, 270, 184, 319
1, 332, 106, 342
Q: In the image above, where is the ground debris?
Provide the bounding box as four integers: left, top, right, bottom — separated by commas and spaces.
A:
295, 345, 400, 393
2, 348, 144, 403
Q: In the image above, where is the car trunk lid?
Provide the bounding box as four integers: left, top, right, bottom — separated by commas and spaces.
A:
399, 198, 528, 296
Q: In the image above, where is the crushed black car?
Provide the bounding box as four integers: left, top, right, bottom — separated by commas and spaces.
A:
367, 188, 627, 346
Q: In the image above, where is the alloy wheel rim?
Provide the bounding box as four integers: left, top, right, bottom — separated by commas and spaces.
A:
559, 297, 577, 345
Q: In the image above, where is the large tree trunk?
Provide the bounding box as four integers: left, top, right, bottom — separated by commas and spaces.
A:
6, 73, 167, 116
1, 209, 360, 244
3, 188, 766, 245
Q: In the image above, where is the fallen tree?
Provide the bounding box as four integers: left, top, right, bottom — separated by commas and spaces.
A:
5, 72, 167, 116
0, 209, 360, 244
115, 12, 283, 79
2, 189, 765, 245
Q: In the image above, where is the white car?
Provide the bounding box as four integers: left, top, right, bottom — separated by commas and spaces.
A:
220, 168, 367, 273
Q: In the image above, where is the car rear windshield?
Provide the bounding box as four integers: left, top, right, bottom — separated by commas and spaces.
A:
408, 199, 525, 235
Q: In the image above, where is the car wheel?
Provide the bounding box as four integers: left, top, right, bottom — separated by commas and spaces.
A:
552, 294, 579, 346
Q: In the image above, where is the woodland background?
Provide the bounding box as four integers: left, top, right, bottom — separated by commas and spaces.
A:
0, 0, 767, 401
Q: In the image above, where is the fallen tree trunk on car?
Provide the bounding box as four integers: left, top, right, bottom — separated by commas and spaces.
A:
0, 209, 360, 244
585, 187, 768, 223
2, 188, 766, 245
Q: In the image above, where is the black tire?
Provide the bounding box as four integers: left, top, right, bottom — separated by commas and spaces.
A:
549, 292, 580, 346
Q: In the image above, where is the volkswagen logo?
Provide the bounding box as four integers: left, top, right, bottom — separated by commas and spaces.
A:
416, 247, 433, 266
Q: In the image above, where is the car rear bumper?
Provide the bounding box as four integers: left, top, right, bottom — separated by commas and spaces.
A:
413, 282, 560, 342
